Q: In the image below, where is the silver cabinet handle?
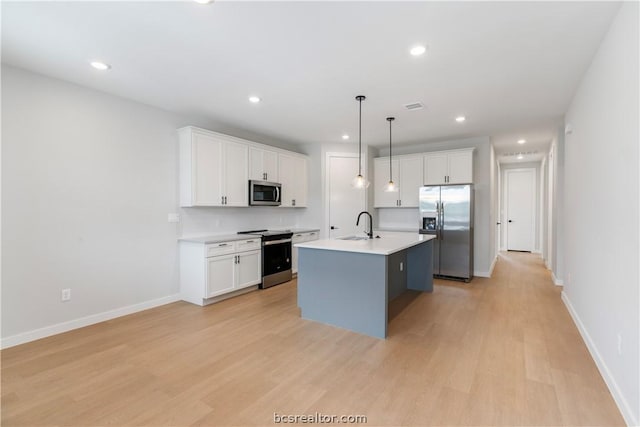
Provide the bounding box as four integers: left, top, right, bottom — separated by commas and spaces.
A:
218, 243, 228, 247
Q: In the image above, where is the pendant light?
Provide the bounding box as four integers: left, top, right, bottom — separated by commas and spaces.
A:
383, 117, 398, 192
351, 95, 370, 189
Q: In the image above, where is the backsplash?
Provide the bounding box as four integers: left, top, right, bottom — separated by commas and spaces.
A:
377, 208, 420, 231
179, 206, 305, 236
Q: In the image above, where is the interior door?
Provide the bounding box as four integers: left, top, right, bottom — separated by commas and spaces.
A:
506, 169, 535, 251
327, 154, 365, 238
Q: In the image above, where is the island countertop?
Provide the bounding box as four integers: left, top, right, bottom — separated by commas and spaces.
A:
295, 232, 435, 256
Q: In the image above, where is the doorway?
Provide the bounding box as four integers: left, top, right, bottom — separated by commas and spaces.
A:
325, 153, 366, 239
505, 168, 536, 251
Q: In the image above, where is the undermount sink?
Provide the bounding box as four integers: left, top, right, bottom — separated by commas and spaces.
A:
339, 236, 371, 241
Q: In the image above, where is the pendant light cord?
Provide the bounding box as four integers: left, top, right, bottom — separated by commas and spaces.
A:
387, 117, 395, 183
358, 97, 363, 176
389, 118, 392, 180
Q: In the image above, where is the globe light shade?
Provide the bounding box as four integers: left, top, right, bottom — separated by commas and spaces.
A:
383, 180, 398, 192
351, 174, 370, 189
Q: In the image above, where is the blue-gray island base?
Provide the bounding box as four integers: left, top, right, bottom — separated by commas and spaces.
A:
297, 238, 433, 338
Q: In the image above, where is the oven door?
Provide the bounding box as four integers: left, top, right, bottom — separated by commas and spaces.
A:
249, 181, 281, 206
261, 238, 292, 288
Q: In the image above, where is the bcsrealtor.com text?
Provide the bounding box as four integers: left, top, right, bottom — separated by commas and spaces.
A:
274, 412, 367, 424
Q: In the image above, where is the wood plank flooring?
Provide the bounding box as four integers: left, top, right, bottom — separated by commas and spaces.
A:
1, 252, 626, 426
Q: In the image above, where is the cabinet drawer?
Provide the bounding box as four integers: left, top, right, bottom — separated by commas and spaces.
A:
292, 233, 306, 243
206, 241, 237, 257
236, 238, 261, 252
305, 231, 318, 241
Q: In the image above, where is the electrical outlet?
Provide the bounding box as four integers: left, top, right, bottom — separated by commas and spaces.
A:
617, 333, 622, 356
400, 262, 404, 271
167, 213, 180, 223
61, 288, 71, 302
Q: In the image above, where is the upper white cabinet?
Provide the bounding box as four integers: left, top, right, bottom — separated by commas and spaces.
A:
374, 155, 422, 208
179, 126, 309, 208
423, 149, 473, 185
249, 147, 278, 182
279, 154, 308, 207
179, 128, 248, 207
374, 158, 399, 207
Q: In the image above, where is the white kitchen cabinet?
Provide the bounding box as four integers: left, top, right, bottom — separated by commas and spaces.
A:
180, 238, 262, 305
279, 154, 308, 207
249, 147, 279, 182
235, 250, 262, 290
292, 231, 319, 274
374, 155, 422, 208
179, 127, 249, 207
424, 149, 474, 185
206, 254, 236, 297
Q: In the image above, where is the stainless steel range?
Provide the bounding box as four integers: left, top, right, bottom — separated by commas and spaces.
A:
237, 229, 293, 288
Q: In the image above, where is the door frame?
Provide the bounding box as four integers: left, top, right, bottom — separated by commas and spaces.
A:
504, 167, 536, 252
324, 152, 367, 239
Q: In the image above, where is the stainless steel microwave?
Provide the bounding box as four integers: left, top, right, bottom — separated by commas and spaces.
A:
249, 180, 282, 206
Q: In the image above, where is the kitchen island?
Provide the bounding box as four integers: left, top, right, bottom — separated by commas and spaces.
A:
295, 232, 435, 338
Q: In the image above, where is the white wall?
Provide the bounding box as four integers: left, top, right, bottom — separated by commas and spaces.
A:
0, 66, 312, 345
562, 2, 639, 425
376, 136, 493, 276
499, 161, 543, 252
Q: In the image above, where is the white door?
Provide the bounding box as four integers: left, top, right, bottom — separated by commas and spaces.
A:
293, 156, 307, 207
223, 141, 248, 206
263, 150, 279, 183
206, 255, 235, 297
374, 157, 399, 207
249, 147, 265, 181
193, 133, 223, 205
236, 250, 261, 289
506, 169, 535, 251
327, 154, 366, 239
447, 151, 473, 184
278, 153, 295, 207
424, 153, 448, 185
399, 156, 423, 207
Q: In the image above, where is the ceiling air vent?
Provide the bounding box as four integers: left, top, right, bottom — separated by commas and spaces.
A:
404, 102, 425, 111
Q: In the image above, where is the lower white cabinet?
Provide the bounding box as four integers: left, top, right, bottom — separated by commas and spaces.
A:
292, 231, 319, 274
180, 238, 261, 305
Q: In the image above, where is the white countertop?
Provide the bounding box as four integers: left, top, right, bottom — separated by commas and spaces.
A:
295, 232, 435, 255
179, 228, 320, 244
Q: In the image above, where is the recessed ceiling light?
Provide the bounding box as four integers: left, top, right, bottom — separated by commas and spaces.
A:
455, 116, 466, 123
517, 154, 524, 160
193, 0, 214, 4
410, 45, 426, 56
342, 134, 350, 140
90, 61, 111, 71
518, 139, 526, 144
249, 96, 261, 103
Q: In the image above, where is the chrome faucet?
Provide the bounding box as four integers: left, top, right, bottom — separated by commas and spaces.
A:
356, 211, 374, 239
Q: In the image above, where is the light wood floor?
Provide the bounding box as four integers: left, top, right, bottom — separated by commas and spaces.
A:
1, 252, 625, 426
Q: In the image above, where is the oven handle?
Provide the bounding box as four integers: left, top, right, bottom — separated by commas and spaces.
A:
263, 238, 292, 246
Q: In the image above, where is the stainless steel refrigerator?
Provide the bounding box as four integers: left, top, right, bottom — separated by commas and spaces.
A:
419, 184, 474, 281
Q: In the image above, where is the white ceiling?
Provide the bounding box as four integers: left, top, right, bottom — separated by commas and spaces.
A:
2, 1, 620, 156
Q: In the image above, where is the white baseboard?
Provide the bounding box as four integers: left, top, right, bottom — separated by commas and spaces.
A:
489, 255, 498, 276
1, 294, 181, 349
552, 272, 564, 286
561, 291, 637, 427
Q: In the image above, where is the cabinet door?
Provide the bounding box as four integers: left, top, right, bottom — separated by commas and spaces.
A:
399, 156, 423, 207
263, 150, 279, 182
278, 154, 295, 207
249, 148, 265, 181
193, 132, 223, 206
374, 158, 399, 207
291, 233, 306, 274
236, 250, 261, 289
447, 151, 473, 184
424, 153, 448, 185
222, 141, 248, 206
206, 254, 235, 297
293, 156, 307, 207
